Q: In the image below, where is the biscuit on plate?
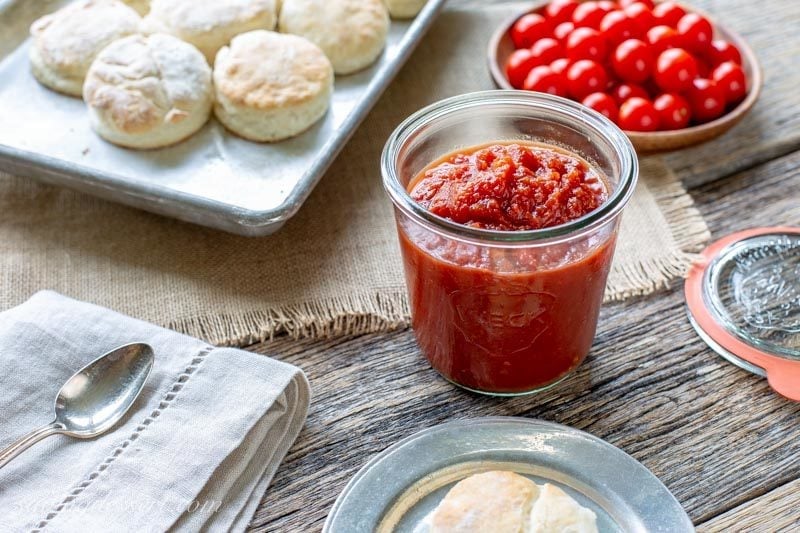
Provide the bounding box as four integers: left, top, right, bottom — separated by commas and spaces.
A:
213, 30, 333, 142
529, 483, 598, 533
424, 471, 597, 533
430, 471, 540, 532
83, 34, 213, 149
384, 0, 427, 19
29, 0, 141, 96
278, 0, 390, 75
144, 0, 278, 63
121, 0, 150, 16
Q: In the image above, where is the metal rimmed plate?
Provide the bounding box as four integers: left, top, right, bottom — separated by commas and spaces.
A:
324, 417, 692, 533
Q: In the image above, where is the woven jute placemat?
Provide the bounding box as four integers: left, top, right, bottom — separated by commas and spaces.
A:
0, 4, 709, 345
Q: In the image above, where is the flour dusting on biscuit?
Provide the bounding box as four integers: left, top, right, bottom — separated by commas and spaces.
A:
83, 34, 213, 149
144, 0, 278, 63
29, 0, 141, 96
279, 0, 390, 75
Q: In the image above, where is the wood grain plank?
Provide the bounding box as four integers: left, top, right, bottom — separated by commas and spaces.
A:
246, 149, 800, 531
241, 2, 800, 530
697, 478, 800, 532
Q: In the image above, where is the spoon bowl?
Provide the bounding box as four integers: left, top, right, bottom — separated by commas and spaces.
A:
0, 342, 154, 469
56, 343, 155, 437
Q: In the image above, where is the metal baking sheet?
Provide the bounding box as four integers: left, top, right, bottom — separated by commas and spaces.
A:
324, 417, 693, 533
0, 0, 445, 236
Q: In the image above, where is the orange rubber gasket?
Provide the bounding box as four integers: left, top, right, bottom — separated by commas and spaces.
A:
685, 227, 800, 401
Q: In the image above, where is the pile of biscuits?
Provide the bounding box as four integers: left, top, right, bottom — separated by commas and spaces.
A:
417, 471, 598, 533
28, 0, 427, 149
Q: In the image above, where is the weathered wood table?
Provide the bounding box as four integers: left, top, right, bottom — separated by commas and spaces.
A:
249, 0, 800, 530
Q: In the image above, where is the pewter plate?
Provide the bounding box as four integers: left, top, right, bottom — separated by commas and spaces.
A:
324, 417, 693, 533
0, 0, 445, 236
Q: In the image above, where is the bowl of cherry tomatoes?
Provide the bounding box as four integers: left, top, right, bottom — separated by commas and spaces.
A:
488, 0, 762, 153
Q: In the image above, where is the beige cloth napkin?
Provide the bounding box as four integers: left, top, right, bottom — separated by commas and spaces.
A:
0, 291, 310, 532
0, 4, 709, 346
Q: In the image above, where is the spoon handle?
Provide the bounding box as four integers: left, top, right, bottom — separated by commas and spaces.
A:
0, 421, 64, 470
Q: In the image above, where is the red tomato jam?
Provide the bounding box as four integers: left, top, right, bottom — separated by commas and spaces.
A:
400, 142, 615, 394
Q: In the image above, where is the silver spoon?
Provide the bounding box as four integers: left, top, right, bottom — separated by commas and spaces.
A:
0, 342, 154, 470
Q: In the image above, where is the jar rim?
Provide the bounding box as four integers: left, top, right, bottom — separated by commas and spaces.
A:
381, 90, 639, 243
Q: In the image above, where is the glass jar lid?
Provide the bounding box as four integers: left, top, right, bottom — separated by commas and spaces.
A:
685, 227, 800, 401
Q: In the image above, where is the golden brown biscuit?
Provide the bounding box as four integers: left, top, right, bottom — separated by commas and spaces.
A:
83, 34, 213, 149
29, 0, 141, 96
143, 0, 278, 63
278, 0, 390, 75
213, 30, 333, 142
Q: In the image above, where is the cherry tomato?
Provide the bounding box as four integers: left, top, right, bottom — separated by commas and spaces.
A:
531, 37, 565, 65
572, 1, 610, 29
600, 11, 640, 44
706, 40, 742, 66
677, 13, 713, 52
545, 0, 580, 25
611, 39, 654, 83
566, 27, 608, 61
652, 1, 686, 27
686, 78, 726, 122
646, 25, 683, 54
506, 49, 539, 89
610, 82, 649, 105
642, 77, 661, 96
523, 65, 568, 96
511, 13, 551, 49
619, 97, 660, 131
695, 58, 712, 78
582, 92, 620, 122
653, 93, 691, 129
624, 3, 657, 33
567, 59, 609, 98
554, 21, 576, 43
654, 48, 698, 92
619, 0, 654, 8
712, 61, 747, 104
550, 57, 572, 75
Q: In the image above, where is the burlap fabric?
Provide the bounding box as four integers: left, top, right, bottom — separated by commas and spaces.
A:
0, 4, 710, 345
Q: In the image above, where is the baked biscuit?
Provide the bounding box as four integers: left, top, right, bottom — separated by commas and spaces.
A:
424, 471, 598, 533
430, 471, 540, 532
385, 0, 427, 19
29, 0, 141, 96
144, 0, 278, 63
83, 34, 213, 149
278, 0, 390, 75
530, 483, 598, 533
213, 30, 333, 142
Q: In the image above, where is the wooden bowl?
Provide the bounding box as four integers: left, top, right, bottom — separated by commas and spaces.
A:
487, 2, 763, 154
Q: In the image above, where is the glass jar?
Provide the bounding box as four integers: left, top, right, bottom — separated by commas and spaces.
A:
382, 91, 638, 396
